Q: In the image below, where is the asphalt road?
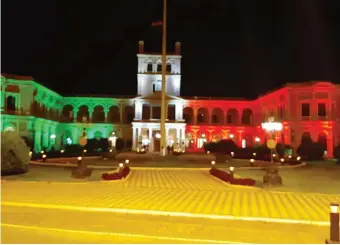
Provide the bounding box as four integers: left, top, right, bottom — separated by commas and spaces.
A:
1, 205, 329, 244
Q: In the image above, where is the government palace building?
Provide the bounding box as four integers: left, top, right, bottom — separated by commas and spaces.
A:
1, 41, 340, 158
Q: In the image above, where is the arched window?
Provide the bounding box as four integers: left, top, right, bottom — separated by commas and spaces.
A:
166, 63, 171, 73
157, 63, 162, 72
153, 80, 162, 92
6, 96, 16, 111
147, 62, 153, 72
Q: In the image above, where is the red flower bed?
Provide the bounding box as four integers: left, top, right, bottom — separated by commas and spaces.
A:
102, 166, 131, 181
209, 168, 256, 186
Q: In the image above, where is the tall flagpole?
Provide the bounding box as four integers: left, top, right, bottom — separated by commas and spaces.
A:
160, 0, 167, 156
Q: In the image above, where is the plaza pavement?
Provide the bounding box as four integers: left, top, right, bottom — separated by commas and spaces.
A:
2, 169, 340, 224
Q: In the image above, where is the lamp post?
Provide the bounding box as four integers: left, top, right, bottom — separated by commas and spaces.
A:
261, 117, 283, 162
261, 117, 283, 186
160, 0, 167, 156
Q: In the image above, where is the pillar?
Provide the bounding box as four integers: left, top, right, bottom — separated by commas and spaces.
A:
150, 105, 153, 119
88, 107, 94, 122
137, 127, 141, 148
42, 131, 49, 150
181, 128, 186, 149
176, 128, 180, 145
165, 128, 169, 147
73, 108, 79, 123
104, 108, 109, 123
132, 127, 136, 150
148, 127, 153, 152
119, 104, 124, 124
1, 89, 5, 113
193, 109, 198, 125
34, 132, 42, 152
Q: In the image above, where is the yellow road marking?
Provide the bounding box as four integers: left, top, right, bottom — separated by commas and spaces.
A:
1, 223, 245, 244
2, 201, 329, 226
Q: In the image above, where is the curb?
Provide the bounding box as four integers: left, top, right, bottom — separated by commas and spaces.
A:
210, 174, 259, 190
30, 161, 117, 170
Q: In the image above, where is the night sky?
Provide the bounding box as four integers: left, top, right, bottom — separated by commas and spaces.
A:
2, 0, 340, 99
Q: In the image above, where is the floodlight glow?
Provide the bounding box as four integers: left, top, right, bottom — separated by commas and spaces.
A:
229, 134, 234, 139
229, 166, 234, 172
250, 159, 255, 163
77, 156, 82, 161
50, 134, 56, 139
119, 163, 124, 168
261, 122, 283, 132
125, 159, 129, 164
211, 160, 215, 165
255, 137, 260, 142
66, 138, 72, 145
155, 133, 161, 139
330, 203, 339, 213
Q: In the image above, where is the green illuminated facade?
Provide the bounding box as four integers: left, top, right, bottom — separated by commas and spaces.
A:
1, 74, 134, 152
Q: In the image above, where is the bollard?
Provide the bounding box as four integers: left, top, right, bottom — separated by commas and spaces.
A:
229, 166, 234, 178
326, 203, 340, 244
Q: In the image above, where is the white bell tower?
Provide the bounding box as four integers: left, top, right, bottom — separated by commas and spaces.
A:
136, 40, 182, 96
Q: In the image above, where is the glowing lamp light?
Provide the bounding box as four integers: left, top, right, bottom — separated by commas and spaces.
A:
77, 156, 82, 161
202, 133, 206, 137
137, 148, 140, 152
297, 156, 301, 161
155, 133, 161, 139
41, 151, 44, 154
261, 121, 283, 132
203, 139, 207, 142
141, 148, 145, 152
229, 134, 234, 139
253, 152, 256, 156
280, 158, 285, 163
330, 203, 339, 213
119, 163, 124, 168
125, 159, 129, 164
241, 139, 246, 148
250, 159, 255, 163
230, 152, 234, 157
255, 137, 260, 142
190, 140, 194, 143
211, 160, 216, 165
229, 166, 234, 172
288, 155, 292, 159
109, 149, 113, 152
60, 149, 64, 153
42, 154, 47, 159
83, 149, 87, 153
182, 150, 185, 153
66, 137, 72, 145
207, 151, 210, 154
272, 154, 276, 157
50, 134, 56, 139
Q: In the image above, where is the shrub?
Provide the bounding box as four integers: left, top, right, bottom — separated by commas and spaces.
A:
1, 131, 30, 175
102, 172, 121, 180
65, 144, 83, 154
230, 178, 256, 186
297, 142, 324, 161
275, 143, 292, 157
209, 167, 256, 186
204, 140, 238, 154
333, 145, 340, 163
115, 138, 125, 151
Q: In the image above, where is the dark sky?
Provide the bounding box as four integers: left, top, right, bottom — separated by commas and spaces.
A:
2, 0, 340, 99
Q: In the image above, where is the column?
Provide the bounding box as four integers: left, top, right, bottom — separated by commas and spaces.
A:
165, 128, 169, 147
181, 128, 186, 149
327, 131, 333, 158
88, 107, 94, 122
132, 127, 136, 150
119, 104, 124, 124
148, 127, 153, 152
176, 128, 180, 145
73, 108, 79, 123
193, 109, 198, 125
165, 102, 169, 120
42, 131, 49, 150
104, 108, 109, 123
137, 127, 142, 148
208, 108, 212, 125
175, 103, 183, 121
150, 105, 153, 119
1, 89, 5, 113
34, 131, 42, 152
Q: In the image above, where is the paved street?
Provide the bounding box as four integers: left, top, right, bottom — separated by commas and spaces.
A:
2, 169, 340, 223
1, 206, 329, 243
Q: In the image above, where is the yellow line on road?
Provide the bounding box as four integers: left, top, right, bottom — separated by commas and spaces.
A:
1, 223, 245, 244
2, 201, 329, 226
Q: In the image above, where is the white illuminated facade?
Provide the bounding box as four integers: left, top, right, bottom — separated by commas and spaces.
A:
132, 41, 186, 152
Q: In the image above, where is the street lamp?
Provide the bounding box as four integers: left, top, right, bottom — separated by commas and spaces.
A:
261, 117, 283, 162
261, 117, 283, 186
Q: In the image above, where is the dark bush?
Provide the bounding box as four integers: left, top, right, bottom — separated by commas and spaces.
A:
204, 140, 238, 154
121, 166, 130, 178
115, 138, 125, 151
333, 145, 340, 163
65, 144, 83, 154
275, 143, 292, 157
297, 142, 324, 161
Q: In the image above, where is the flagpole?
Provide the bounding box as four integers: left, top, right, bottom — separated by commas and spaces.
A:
160, 0, 167, 156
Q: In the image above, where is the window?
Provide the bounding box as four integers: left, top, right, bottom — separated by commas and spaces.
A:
6, 96, 16, 111
157, 63, 162, 72
301, 103, 310, 117
153, 80, 162, 92
279, 106, 284, 118
227, 114, 232, 124
166, 64, 171, 73
212, 115, 218, 123
147, 63, 153, 72
318, 103, 326, 117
